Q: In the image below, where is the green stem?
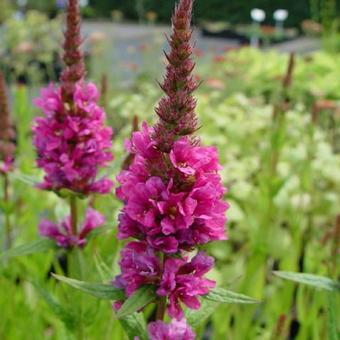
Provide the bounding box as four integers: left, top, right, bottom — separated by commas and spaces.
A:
68, 196, 84, 339
3, 173, 11, 250
332, 216, 340, 277
156, 254, 167, 321
156, 297, 167, 321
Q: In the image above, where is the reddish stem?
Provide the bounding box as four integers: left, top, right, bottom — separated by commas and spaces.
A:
70, 195, 78, 235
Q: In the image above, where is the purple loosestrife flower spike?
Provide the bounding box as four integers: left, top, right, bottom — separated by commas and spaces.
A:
114, 0, 229, 325
153, 0, 198, 152
60, 0, 85, 109
32, 0, 113, 195
0, 71, 15, 173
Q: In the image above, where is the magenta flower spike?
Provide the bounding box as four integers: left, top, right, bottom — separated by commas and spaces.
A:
33, 0, 112, 251
114, 0, 229, 335
0, 71, 15, 174
32, 0, 113, 196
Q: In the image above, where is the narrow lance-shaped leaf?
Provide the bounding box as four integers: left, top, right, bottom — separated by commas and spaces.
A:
9, 171, 40, 186
120, 312, 148, 340
187, 288, 258, 328
52, 274, 125, 300
327, 292, 339, 340
186, 298, 219, 329
116, 285, 157, 319
203, 287, 259, 304
0, 239, 55, 260
273, 271, 340, 292
33, 281, 76, 331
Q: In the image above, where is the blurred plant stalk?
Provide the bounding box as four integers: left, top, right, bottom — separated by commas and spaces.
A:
0, 71, 16, 251
233, 54, 297, 338
2, 173, 11, 250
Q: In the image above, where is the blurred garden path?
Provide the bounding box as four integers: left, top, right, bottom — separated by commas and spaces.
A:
83, 21, 321, 54
82, 21, 321, 85
82, 21, 240, 58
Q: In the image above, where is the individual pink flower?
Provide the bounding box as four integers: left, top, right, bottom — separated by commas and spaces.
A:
148, 319, 195, 340
39, 208, 105, 248
113, 241, 161, 296
169, 138, 221, 176
157, 252, 216, 320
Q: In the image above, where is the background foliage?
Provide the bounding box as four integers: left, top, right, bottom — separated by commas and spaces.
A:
88, 0, 340, 27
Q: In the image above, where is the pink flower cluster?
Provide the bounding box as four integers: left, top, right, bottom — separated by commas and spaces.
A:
0, 156, 14, 174
39, 208, 105, 248
114, 123, 227, 320
157, 252, 215, 320
147, 319, 195, 340
117, 123, 227, 254
33, 82, 113, 195
113, 241, 160, 296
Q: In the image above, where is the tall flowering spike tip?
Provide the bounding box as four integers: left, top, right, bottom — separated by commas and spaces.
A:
153, 0, 198, 152
61, 0, 85, 107
0, 71, 15, 167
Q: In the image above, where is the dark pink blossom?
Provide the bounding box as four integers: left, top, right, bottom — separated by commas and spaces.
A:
148, 319, 195, 340
117, 129, 228, 253
0, 156, 14, 174
39, 208, 105, 248
170, 138, 222, 175
113, 241, 160, 296
157, 252, 215, 320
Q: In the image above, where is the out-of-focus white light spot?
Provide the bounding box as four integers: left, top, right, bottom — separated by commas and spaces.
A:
80, 0, 89, 7
274, 9, 288, 21
251, 9, 266, 22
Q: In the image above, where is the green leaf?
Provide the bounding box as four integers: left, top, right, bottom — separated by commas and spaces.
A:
120, 312, 148, 340
327, 292, 339, 340
186, 298, 219, 328
0, 239, 55, 260
0, 200, 16, 215
204, 287, 259, 304
117, 285, 156, 319
33, 282, 76, 330
93, 252, 113, 281
57, 188, 86, 200
10, 172, 40, 186
87, 225, 113, 240
186, 288, 258, 328
52, 274, 125, 300
273, 271, 340, 292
